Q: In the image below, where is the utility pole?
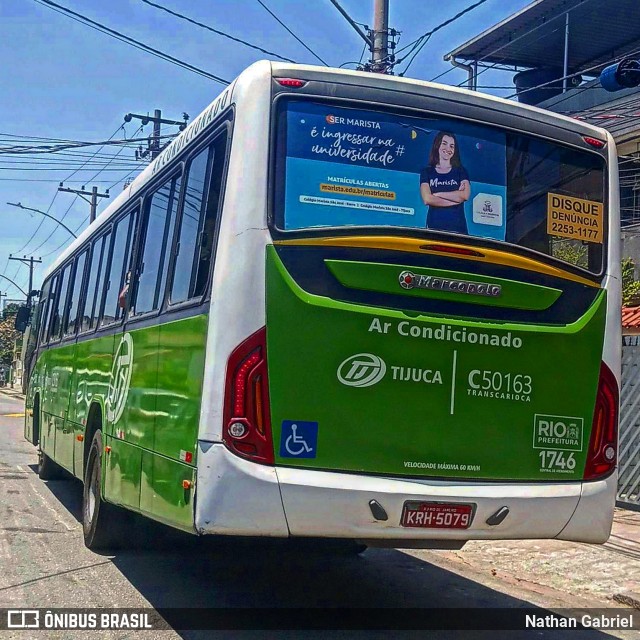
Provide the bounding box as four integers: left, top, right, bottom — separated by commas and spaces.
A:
371, 0, 389, 73
124, 110, 188, 161
58, 184, 110, 224
329, 0, 396, 74
8, 255, 42, 306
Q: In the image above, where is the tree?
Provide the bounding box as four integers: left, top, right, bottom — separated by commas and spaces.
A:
622, 258, 640, 306
0, 312, 20, 366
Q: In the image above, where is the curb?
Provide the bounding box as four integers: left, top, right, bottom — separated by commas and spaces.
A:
613, 593, 640, 610
0, 388, 26, 400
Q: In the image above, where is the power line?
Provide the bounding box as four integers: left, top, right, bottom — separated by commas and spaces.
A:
504, 44, 640, 105
0, 178, 116, 182
3, 125, 133, 294
138, 0, 298, 63
0, 133, 178, 155
33, 0, 230, 85
452, 25, 565, 89
41, 216, 90, 258
256, 0, 328, 66
35, 125, 145, 255
429, 0, 585, 86
2, 125, 124, 290
396, 0, 489, 76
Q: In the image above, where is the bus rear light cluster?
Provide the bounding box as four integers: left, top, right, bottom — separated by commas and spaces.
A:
582, 135, 606, 149
420, 243, 485, 258
275, 78, 307, 88
223, 327, 274, 464
584, 361, 619, 480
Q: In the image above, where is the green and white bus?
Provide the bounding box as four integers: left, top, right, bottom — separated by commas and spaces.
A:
23, 61, 620, 550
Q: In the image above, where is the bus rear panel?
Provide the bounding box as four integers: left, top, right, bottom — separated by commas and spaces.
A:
195, 67, 619, 546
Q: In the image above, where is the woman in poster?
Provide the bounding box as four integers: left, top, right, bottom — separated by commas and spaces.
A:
420, 131, 471, 234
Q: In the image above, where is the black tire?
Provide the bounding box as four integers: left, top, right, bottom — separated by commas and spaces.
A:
329, 540, 368, 555
82, 430, 130, 550
38, 449, 64, 480
292, 538, 368, 555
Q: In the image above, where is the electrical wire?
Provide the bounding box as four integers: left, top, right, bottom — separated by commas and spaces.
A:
0, 133, 178, 155
2, 124, 126, 293
429, 0, 599, 86
31, 125, 145, 256
504, 45, 640, 106
256, 0, 328, 65
394, 0, 489, 76
138, 0, 298, 63
33, 0, 230, 85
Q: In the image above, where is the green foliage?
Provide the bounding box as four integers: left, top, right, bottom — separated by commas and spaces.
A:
622, 258, 640, 306
0, 313, 20, 366
551, 240, 588, 269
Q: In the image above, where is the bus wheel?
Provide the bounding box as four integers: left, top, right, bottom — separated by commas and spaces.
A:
37, 450, 63, 480
82, 431, 129, 550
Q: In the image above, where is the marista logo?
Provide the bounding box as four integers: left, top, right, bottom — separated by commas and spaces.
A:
337, 353, 386, 387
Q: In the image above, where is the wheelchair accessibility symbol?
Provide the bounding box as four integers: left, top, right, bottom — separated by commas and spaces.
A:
280, 420, 318, 458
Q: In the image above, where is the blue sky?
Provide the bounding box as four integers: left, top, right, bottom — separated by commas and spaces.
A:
0, 0, 530, 300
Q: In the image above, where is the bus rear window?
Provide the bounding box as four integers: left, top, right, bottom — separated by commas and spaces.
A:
275, 101, 606, 274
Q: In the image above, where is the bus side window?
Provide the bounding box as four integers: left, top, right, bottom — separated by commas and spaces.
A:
133, 177, 180, 315
38, 280, 52, 346
170, 131, 227, 304
101, 209, 137, 325
50, 264, 72, 342
81, 234, 108, 333
65, 249, 88, 336
41, 274, 59, 345
193, 133, 227, 297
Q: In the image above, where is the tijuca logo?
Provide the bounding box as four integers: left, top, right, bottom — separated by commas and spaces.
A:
337, 353, 386, 388
106, 333, 134, 424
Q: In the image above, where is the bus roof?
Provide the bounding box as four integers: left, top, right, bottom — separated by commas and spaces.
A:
45, 60, 611, 279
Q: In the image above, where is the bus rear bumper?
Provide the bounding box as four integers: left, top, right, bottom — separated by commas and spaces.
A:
195, 443, 615, 544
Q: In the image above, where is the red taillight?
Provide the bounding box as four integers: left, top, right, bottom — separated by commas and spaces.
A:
584, 361, 619, 480
421, 243, 485, 257
275, 78, 306, 88
223, 327, 274, 464
582, 135, 606, 149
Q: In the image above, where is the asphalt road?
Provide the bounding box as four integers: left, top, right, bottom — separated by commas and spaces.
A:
0, 393, 626, 639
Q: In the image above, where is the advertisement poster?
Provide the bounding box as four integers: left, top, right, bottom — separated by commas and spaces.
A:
283, 102, 508, 241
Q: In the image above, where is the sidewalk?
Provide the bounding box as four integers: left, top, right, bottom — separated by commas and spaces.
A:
416, 507, 640, 610
0, 387, 25, 400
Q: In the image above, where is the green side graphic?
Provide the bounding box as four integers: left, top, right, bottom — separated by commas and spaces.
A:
326, 259, 562, 310
28, 313, 207, 529
266, 245, 605, 481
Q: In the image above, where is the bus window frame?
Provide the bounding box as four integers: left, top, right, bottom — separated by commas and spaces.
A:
78, 230, 110, 337
126, 168, 184, 323
162, 121, 232, 315
62, 247, 90, 341
42, 272, 61, 346
37, 278, 53, 347
97, 204, 140, 330
48, 259, 73, 345
268, 93, 609, 282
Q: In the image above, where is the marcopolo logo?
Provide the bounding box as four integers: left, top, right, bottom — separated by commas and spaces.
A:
533, 414, 584, 451
398, 271, 501, 297
337, 353, 386, 388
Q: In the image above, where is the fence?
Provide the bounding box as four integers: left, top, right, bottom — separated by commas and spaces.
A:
618, 336, 640, 508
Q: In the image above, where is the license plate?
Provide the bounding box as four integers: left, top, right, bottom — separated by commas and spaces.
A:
401, 501, 475, 529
